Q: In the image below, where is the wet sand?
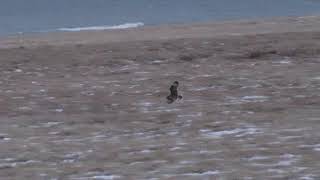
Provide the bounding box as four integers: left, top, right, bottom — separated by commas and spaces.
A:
1, 16, 320, 179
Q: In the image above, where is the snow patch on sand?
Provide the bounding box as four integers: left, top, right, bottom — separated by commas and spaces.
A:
200, 126, 262, 138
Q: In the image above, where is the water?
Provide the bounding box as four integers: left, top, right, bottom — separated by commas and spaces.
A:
0, 0, 320, 36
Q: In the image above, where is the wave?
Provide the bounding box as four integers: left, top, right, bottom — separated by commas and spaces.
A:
57, 22, 144, 32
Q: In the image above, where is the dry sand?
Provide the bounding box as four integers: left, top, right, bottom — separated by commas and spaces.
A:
1, 16, 320, 179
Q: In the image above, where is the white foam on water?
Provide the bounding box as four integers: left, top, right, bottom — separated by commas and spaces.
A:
58, 22, 144, 32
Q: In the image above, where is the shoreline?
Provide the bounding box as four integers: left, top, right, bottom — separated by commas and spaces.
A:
1, 15, 320, 48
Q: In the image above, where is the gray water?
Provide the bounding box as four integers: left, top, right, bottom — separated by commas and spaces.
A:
0, 0, 320, 36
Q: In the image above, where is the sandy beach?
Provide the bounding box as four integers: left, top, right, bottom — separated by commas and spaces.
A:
1, 16, 320, 179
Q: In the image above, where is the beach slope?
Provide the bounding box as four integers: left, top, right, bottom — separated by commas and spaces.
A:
1, 16, 320, 179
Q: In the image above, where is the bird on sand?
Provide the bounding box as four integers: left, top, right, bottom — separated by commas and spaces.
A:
166, 81, 182, 104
